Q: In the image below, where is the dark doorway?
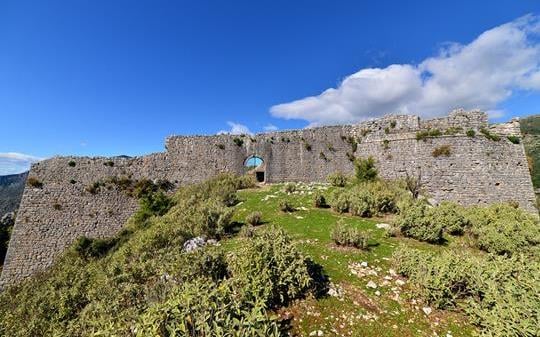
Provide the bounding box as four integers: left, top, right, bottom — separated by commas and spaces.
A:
244, 155, 265, 183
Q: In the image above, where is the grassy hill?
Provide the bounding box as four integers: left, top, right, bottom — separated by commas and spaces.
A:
0, 173, 538, 336
521, 114, 540, 189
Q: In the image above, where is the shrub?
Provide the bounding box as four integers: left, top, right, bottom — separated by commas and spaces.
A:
319, 151, 328, 161
393, 247, 540, 337
354, 156, 377, 183
52, 203, 62, 210
466, 129, 476, 137
86, 181, 102, 194
245, 211, 262, 226
69, 179, 76, 184
73, 236, 118, 259
466, 203, 540, 256
444, 126, 463, 135
27, 177, 43, 188
480, 128, 501, 141
346, 152, 355, 162
283, 182, 297, 193
103, 161, 114, 167
313, 192, 327, 208
136, 278, 282, 336
348, 188, 373, 217
327, 172, 347, 187
434, 201, 469, 235
229, 228, 316, 308
393, 199, 444, 243
382, 139, 390, 150
68, 161, 76, 167
506, 135, 520, 144
239, 224, 256, 238
432, 145, 452, 157
331, 221, 369, 249
346, 136, 358, 152
416, 128, 442, 141
279, 200, 295, 213
216, 143, 225, 150
235, 174, 257, 189
329, 189, 349, 214
390, 120, 397, 128
304, 142, 312, 151
384, 127, 390, 134
327, 144, 335, 152
233, 137, 244, 147
404, 171, 422, 199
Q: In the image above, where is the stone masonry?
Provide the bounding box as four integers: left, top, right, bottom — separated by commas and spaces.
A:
0, 109, 537, 287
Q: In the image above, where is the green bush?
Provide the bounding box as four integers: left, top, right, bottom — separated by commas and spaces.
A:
331, 221, 369, 249
507, 135, 520, 144
68, 160, 76, 167
229, 228, 315, 308
393, 247, 540, 336
329, 189, 350, 214
466, 203, 540, 256
348, 188, 373, 217
327, 171, 347, 187
313, 192, 327, 208
480, 128, 501, 141
393, 199, 444, 243
73, 236, 118, 259
434, 201, 469, 235
245, 211, 262, 226
283, 182, 297, 194
354, 156, 377, 183
279, 200, 295, 213
466, 129, 476, 137
136, 279, 282, 336
416, 129, 442, 141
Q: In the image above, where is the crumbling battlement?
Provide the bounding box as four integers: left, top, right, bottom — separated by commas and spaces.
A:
1, 109, 536, 287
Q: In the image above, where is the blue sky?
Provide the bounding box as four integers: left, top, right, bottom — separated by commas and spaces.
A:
1, 1, 540, 174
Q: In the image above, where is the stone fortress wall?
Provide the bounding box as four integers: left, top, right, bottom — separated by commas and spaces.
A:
1, 109, 537, 287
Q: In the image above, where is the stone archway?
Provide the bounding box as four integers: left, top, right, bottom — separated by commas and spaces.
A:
244, 155, 265, 182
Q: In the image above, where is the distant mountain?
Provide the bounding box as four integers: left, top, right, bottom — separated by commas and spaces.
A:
0, 171, 28, 218
521, 115, 540, 189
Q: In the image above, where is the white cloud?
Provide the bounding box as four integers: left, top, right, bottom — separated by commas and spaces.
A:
218, 121, 253, 135
270, 14, 540, 126
263, 124, 278, 131
0, 152, 43, 175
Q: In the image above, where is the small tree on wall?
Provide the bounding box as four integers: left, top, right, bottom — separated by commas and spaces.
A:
354, 156, 377, 183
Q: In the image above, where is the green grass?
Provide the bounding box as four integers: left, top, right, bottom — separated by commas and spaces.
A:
226, 183, 475, 336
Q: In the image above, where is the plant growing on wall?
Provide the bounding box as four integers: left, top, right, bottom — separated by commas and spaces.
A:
68, 161, 76, 167
507, 135, 520, 144
216, 143, 225, 150
354, 156, 377, 183
432, 145, 452, 157
480, 128, 501, 141
382, 139, 390, 150
233, 137, 244, 147
466, 129, 476, 137
416, 129, 442, 141
27, 177, 43, 188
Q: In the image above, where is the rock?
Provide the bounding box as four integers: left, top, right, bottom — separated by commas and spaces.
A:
327, 283, 344, 298
182, 237, 207, 252
375, 290, 381, 296
422, 307, 432, 315
0, 212, 15, 228
360, 261, 368, 267
396, 279, 406, 286
317, 330, 324, 336
366, 281, 378, 289
375, 223, 391, 229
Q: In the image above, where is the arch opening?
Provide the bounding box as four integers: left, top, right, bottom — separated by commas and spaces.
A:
244, 155, 265, 183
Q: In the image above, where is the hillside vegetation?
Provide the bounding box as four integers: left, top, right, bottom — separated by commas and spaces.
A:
0, 163, 538, 336
521, 114, 540, 189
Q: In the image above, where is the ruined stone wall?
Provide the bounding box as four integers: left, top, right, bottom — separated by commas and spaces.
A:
1, 109, 537, 287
